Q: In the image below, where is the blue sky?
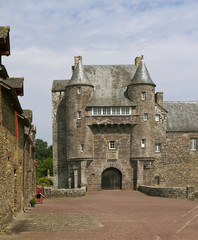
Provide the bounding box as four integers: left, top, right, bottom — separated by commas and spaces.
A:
1, 0, 198, 145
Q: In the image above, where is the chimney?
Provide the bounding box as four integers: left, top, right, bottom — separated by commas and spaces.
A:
74, 56, 82, 69
135, 55, 143, 66
155, 92, 164, 106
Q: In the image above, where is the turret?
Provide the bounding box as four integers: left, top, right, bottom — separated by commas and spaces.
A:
128, 57, 156, 162
65, 56, 94, 188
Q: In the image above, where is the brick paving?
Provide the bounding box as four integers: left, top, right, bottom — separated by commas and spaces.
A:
0, 190, 198, 240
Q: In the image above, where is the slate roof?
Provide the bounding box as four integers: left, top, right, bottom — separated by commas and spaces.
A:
85, 64, 137, 106
164, 102, 198, 132
52, 80, 69, 91
67, 61, 93, 87
2, 78, 24, 95
130, 60, 156, 86
52, 60, 156, 106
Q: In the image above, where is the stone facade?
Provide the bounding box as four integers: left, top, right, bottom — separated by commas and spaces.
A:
0, 26, 36, 229
52, 56, 198, 192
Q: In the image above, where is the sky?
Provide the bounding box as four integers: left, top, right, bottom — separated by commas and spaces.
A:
1, 0, 198, 145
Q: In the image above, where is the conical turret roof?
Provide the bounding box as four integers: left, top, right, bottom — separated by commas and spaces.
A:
67, 60, 93, 87
130, 60, 155, 86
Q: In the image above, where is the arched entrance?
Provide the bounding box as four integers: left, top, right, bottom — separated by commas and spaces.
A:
102, 168, 122, 190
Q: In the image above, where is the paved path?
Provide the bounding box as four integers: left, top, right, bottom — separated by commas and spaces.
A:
1, 190, 198, 240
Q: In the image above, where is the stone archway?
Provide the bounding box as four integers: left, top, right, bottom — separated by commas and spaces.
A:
102, 168, 122, 190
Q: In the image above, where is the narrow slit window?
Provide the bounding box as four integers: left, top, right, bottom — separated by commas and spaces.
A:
155, 144, 161, 152
78, 111, 82, 119
143, 113, 148, 121
141, 139, 146, 148
77, 87, 81, 94
141, 92, 146, 100
80, 144, 84, 152
190, 138, 197, 150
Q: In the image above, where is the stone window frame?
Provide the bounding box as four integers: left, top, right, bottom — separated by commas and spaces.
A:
109, 141, 115, 149
155, 143, 161, 152
143, 113, 148, 121
190, 138, 197, 151
141, 139, 146, 148
141, 92, 146, 100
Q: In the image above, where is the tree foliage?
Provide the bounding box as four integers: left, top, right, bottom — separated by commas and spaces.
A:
35, 139, 53, 181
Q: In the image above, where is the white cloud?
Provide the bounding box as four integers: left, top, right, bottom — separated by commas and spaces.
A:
1, 0, 198, 144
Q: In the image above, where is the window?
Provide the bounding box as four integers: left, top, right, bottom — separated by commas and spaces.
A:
141, 139, 146, 148
154, 176, 160, 185
103, 107, 111, 115
80, 144, 84, 152
92, 107, 131, 116
143, 113, 148, 121
141, 92, 146, 100
155, 144, 161, 152
155, 114, 160, 121
78, 111, 82, 119
77, 87, 81, 94
190, 138, 197, 150
109, 141, 115, 149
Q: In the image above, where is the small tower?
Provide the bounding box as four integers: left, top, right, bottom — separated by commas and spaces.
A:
65, 56, 94, 189
128, 57, 156, 187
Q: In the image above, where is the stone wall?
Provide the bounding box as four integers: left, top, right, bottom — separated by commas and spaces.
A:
0, 86, 36, 230
138, 185, 195, 200
87, 125, 134, 190
52, 90, 67, 188
44, 187, 86, 198
153, 132, 198, 190
0, 201, 13, 231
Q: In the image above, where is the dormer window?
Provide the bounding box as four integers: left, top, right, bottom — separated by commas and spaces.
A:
141, 92, 146, 100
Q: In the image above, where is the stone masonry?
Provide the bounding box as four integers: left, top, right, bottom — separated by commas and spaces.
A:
52, 56, 198, 192
0, 26, 36, 230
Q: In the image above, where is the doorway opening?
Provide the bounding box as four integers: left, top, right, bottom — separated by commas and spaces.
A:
102, 167, 122, 190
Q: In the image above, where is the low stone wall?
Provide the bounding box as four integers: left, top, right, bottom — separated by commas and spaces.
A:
44, 187, 86, 198
0, 201, 13, 231
138, 185, 195, 201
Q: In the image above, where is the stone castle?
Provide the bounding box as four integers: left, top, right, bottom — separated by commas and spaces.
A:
52, 56, 198, 191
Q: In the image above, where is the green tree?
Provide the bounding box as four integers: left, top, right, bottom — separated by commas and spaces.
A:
35, 139, 53, 181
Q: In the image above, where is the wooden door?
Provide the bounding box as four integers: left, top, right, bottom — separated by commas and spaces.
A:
102, 168, 122, 190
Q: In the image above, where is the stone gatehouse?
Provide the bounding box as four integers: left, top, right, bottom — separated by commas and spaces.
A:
52, 56, 198, 191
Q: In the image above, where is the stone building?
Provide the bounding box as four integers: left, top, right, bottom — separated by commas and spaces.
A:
0, 26, 36, 229
52, 56, 198, 191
